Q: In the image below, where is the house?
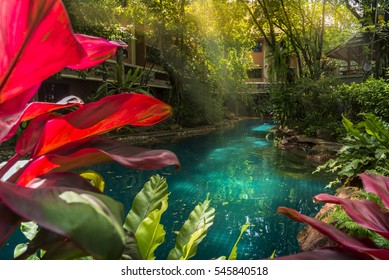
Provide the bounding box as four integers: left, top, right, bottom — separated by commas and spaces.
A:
246, 37, 299, 94
37, 25, 171, 103
325, 32, 374, 83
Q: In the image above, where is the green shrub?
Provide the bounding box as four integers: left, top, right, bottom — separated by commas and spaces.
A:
315, 114, 389, 187
337, 77, 389, 122
270, 77, 342, 136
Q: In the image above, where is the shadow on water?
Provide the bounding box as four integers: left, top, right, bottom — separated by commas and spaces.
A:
0, 120, 334, 260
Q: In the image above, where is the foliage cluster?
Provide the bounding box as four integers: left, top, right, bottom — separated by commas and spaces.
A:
270, 77, 342, 136
278, 173, 389, 259
316, 114, 389, 187
337, 78, 389, 122
15, 175, 249, 260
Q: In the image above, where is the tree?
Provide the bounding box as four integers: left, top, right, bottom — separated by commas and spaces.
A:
343, 0, 389, 78
242, 0, 357, 80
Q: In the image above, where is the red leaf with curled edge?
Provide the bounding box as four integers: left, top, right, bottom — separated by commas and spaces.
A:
0, 84, 41, 143
278, 206, 389, 259
314, 193, 389, 240
360, 173, 389, 209
68, 34, 127, 70
1, 97, 83, 144
31, 93, 173, 157
16, 136, 180, 186
0, 0, 85, 107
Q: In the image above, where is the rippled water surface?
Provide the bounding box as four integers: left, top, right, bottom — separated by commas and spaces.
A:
0, 120, 333, 259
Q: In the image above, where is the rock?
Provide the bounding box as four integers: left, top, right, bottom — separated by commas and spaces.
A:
297, 187, 358, 251
316, 128, 336, 142
306, 144, 338, 165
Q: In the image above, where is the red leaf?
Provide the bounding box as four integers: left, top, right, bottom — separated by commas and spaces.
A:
360, 173, 389, 209
0, 0, 84, 106
17, 136, 180, 186
0, 84, 41, 142
16, 114, 58, 157
31, 93, 173, 157
314, 193, 389, 239
1, 99, 83, 144
0, 179, 125, 259
68, 35, 127, 70
0, 199, 21, 248
26, 172, 101, 193
278, 207, 389, 259
276, 247, 374, 260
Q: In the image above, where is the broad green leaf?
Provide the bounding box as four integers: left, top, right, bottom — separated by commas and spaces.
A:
80, 170, 105, 192
20, 221, 39, 241
124, 175, 168, 233
228, 222, 250, 260
0, 179, 125, 259
122, 231, 141, 260
342, 115, 367, 145
362, 113, 389, 149
168, 195, 215, 260
135, 195, 168, 260
181, 222, 206, 260
14, 243, 39, 260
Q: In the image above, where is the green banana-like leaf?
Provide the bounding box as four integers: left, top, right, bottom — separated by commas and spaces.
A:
167, 195, 215, 260
342, 115, 368, 144
228, 222, 250, 260
362, 113, 389, 148
124, 175, 168, 233
135, 195, 168, 260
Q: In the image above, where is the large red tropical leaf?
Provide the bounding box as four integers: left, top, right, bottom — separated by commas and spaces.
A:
361, 173, 389, 209
0, 84, 41, 143
278, 207, 389, 259
0, 178, 125, 259
31, 93, 173, 157
314, 193, 389, 239
0, 0, 84, 106
1, 99, 83, 144
17, 136, 180, 186
276, 247, 374, 260
68, 34, 127, 70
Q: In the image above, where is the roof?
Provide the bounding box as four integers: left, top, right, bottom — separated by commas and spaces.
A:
326, 33, 372, 64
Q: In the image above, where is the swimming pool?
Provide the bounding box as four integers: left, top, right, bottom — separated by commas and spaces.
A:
0, 119, 333, 259
101, 119, 332, 259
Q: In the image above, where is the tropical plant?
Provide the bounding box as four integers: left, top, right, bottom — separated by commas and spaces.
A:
277, 172, 389, 259
0, 0, 180, 259
95, 65, 150, 99
316, 114, 389, 187
337, 78, 389, 122
270, 76, 341, 135
15, 175, 249, 260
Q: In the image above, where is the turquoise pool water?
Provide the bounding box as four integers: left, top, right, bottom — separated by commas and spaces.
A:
0, 119, 332, 259
99, 119, 332, 259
